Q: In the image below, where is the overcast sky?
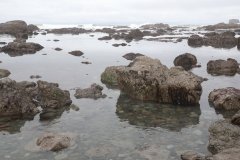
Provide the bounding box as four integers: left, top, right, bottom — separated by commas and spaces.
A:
0, 0, 239, 25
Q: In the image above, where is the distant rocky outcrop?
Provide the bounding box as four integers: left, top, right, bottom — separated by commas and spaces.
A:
203, 23, 240, 31
101, 56, 204, 105
46, 28, 92, 34
140, 23, 170, 30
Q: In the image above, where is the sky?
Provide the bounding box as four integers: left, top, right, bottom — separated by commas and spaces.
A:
0, 0, 239, 25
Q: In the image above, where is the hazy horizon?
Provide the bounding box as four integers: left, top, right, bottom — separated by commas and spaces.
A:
0, 0, 239, 25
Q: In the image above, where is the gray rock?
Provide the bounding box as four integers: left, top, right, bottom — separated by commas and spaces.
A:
101, 66, 125, 87
208, 87, 240, 110
68, 50, 84, 56
0, 69, 11, 78
174, 53, 198, 70
74, 83, 107, 99
231, 111, 240, 126
207, 58, 239, 76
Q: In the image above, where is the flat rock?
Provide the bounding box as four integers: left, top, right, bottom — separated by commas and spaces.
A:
209, 87, 240, 110
74, 83, 107, 99
68, 50, 84, 56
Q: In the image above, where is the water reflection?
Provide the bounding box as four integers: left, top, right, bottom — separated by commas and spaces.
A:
116, 93, 201, 131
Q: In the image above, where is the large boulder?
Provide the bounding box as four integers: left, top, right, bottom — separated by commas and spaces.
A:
0, 78, 72, 118
0, 69, 11, 78
208, 120, 240, 154
209, 87, 240, 110
74, 83, 107, 99
1, 41, 44, 56
102, 56, 204, 105
173, 53, 198, 70
36, 132, 72, 152
0, 20, 28, 39
207, 58, 239, 76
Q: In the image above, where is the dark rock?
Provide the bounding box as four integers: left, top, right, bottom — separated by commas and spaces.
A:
207, 58, 239, 76
81, 61, 91, 64
112, 43, 127, 47
174, 53, 198, 70
101, 66, 125, 87
231, 111, 240, 126
47, 28, 92, 35
212, 148, 240, 160
30, 75, 42, 79
208, 120, 240, 154
36, 132, 72, 152
125, 29, 144, 41
0, 69, 11, 78
74, 83, 107, 99
68, 50, 84, 56
95, 28, 116, 34
140, 23, 170, 30
0, 20, 28, 39
188, 35, 204, 47
98, 36, 112, 40
0, 42, 7, 45
27, 24, 39, 34
41, 32, 47, 35
102, 56, 204, 105
122, 53, 144, 60
54, 47, 62, 51
53, 39, 59, 42
209, 87, 240, 111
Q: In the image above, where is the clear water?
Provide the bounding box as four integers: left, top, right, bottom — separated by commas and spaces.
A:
0, 31, 240, 160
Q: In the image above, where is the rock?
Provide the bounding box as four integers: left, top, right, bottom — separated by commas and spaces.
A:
209, 87, 240, 110
27, 24, 39, 34
122, 53, 144, 61
98, 36, 112, 40
212, 148, 240, 160
181, 151, 206, 160
125, 29, 144, 41
0, 20, 28, 38
47, 28, 92, 35
1, 41, 44, 56
37, 80, 72, 109
188, 35, 204, 47
173, 53, 198, 70
36, 132, 71, 152
101, 66, 125, 87
81, 61, 91, 64
102, 56, 203, 105
53, 39, 59, 42
68, 50, 84, 56
30, 75, 42, 79
112, 43, 127, 47
207, 58, 239, 76
140, 23, 170, 30
231, 111, 240, 126
95, 28, 116, 34
208, 120, 240, 154
0, 69, 11, 78
55, 48, 62, 51
74, 83, 107, 99
203, 23, 240, 31
70, 104, 80, 111
0, 42, 7, 45
229, 19, 240, 24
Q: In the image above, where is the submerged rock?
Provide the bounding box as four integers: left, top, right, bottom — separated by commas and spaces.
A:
207, 58, 239, 76
74, 84, 106, 99
0, 20, 28, 38
102, 56, 203, 105
208, 120, 240, 154
173, 53, 198, 70
122, 53, 144, 61
36, 132, 72, 152
68, 50, 84, 56
1, 41, 44, 56
209, 87, 240, 110
0, 69, 11, 78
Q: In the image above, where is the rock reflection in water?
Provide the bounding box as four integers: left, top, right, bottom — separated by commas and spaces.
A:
116, 93, 201, 131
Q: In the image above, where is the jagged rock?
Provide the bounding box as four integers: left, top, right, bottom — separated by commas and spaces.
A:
0, 69, 11, 78
74, 83, 106, 99
174, 53, 198, 70
231, 111, 240, 126
122, 53, 144, 61
1, 41, 44, 56
102, 56, 204, 105
68, 50, 84, 56
209, 87, 240, 111
207, 58, 239, 76
0, 20, 28, 39
208, 120, 240, 154
36, 132, 72, 152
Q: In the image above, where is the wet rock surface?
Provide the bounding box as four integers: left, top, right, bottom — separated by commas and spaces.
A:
54, 47, 62, 51
1, 41, 44, 56
68, 50, 84, 56
102, 56, 204, 105
122, 53, 144, 61
212, 148, 240, 160
0, 69, 11, 78
74, 83, 107, 99
27, 24, 39, 35
116, 93, 201, 131
173, 53, 198, 70
207, 58, 239, 76
208, 87, 240, 110
36, 132, 72, 152
101, 66, 125, 87
0, 20, 28, 38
